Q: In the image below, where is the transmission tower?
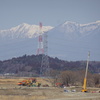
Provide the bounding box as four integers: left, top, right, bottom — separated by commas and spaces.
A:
36, 22, 50, 76
40, 32, 50, 76
37, 22, 44, 55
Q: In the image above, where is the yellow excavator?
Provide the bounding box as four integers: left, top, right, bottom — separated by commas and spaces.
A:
82, 51, 90, 92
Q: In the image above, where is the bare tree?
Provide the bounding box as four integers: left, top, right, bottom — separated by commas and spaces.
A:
93, 74, 100, 87
60, 70, 78, 86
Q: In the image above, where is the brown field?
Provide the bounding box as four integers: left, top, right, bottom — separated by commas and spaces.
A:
0, 77, 100, 100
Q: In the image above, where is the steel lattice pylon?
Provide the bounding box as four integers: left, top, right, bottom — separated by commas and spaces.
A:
37, 23, 44, 55
40, 32, 50, 76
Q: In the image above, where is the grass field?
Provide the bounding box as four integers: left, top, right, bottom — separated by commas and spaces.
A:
0, 77, 100, 100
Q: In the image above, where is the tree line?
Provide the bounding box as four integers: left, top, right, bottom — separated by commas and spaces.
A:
50, 70, 100, 88
0, 54, 100, 74
0, 54, 100, 87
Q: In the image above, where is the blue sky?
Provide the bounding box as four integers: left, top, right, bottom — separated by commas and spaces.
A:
0, 0, 100, 29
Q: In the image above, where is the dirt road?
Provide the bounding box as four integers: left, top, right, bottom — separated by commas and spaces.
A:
48, 93, 100, 100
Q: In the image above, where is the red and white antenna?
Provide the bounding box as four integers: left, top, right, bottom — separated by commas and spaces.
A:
37, 22, 44, 55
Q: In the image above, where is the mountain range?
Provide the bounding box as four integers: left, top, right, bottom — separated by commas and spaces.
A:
0, 23, 53, 39
0, 21, 100, 61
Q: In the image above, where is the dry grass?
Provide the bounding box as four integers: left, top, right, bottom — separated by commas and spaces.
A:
0, 77, 65, 100
0, 95, 46, 100
0, 77, 52, 85
0, 77, 100, 100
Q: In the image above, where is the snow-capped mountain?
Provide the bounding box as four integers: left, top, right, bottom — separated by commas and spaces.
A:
48, 21, 100, 61
0, 23, 53, 39
0, 21, 100, 61
49, 21, 100, 40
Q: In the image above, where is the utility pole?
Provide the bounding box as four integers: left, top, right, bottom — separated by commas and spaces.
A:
82, 51, 90, 92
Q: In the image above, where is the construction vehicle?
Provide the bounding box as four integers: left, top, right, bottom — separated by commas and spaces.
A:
81, 51, 90, 92
18, 80, 28, 86
32, 82, 41, 87
17, 78, 37, 86
17, 78, 41, 87
55, 82, 63, 87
